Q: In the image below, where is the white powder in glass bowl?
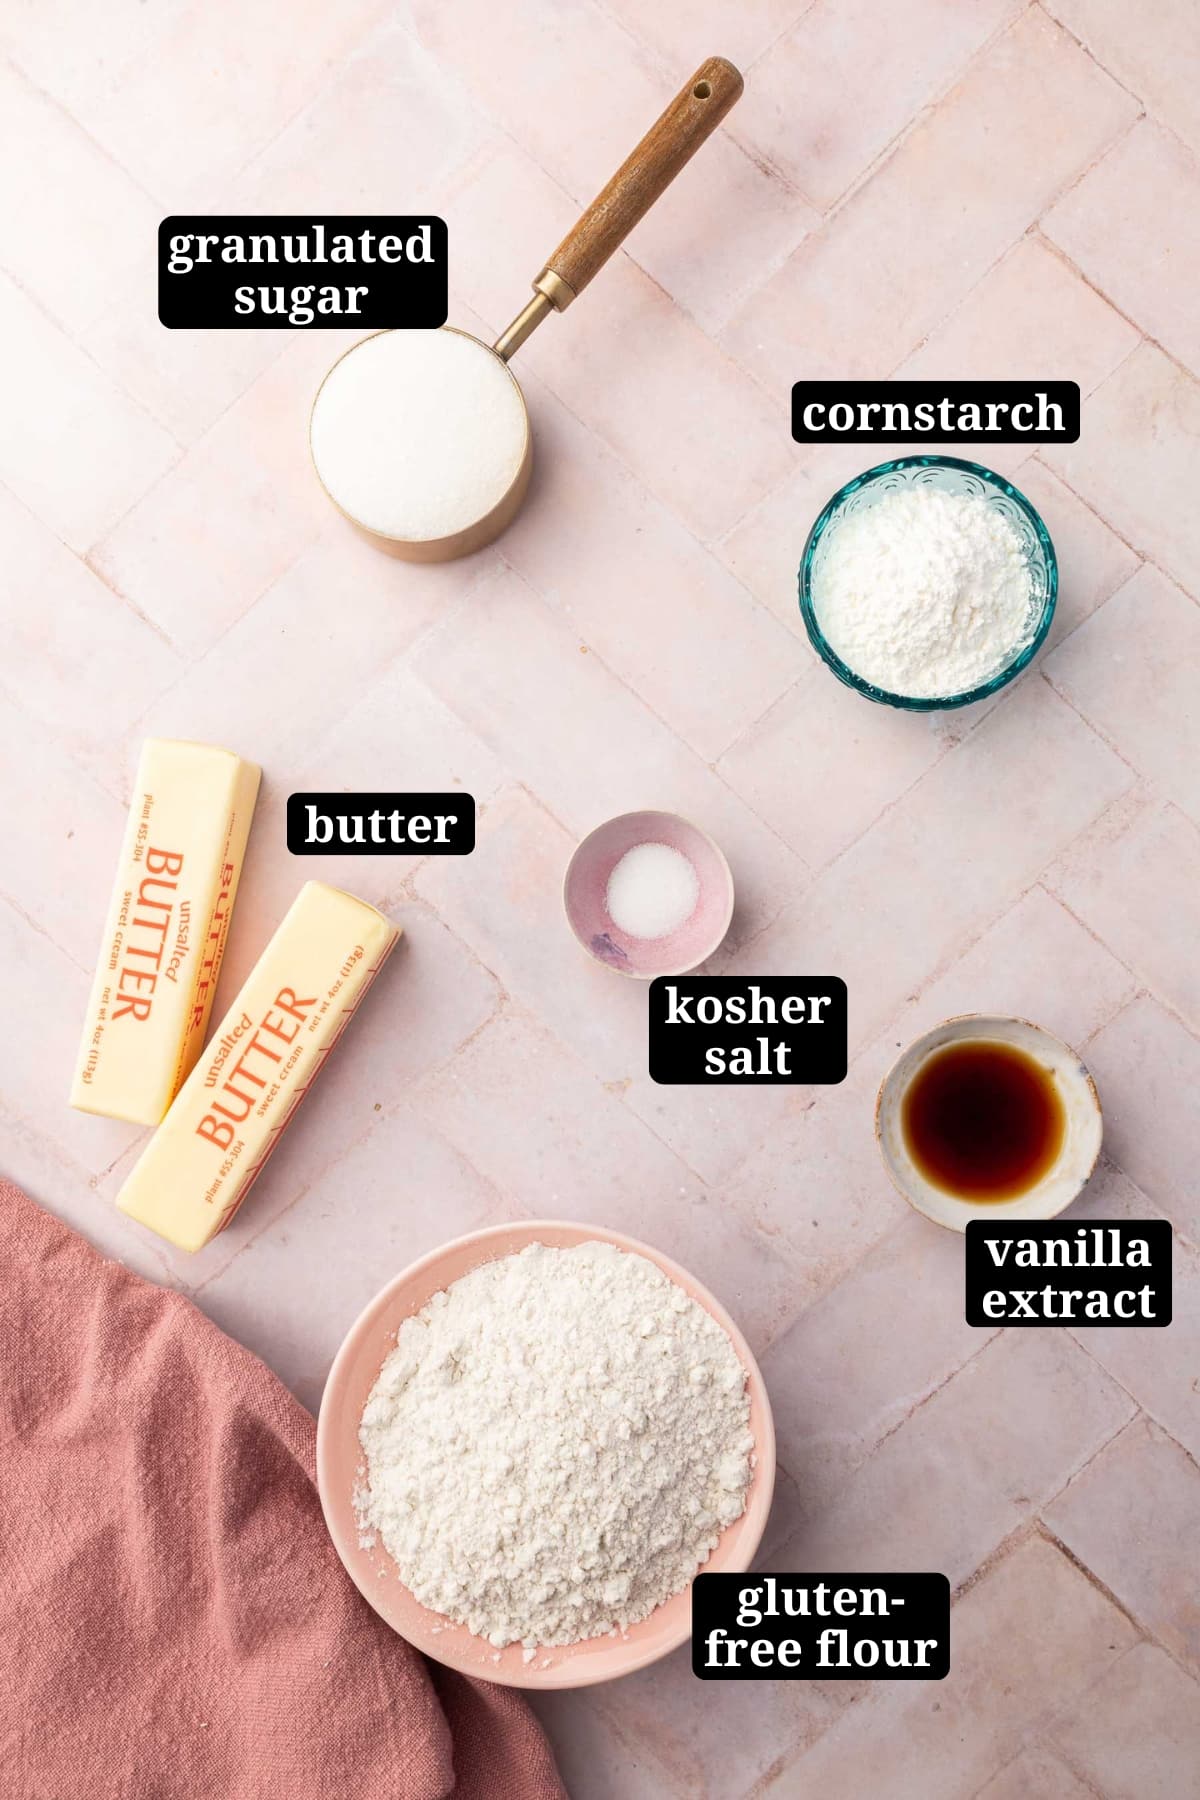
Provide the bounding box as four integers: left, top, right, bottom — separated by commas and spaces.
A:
812, 486, 1034, 698
356, 1242, 753, 1651
310, 329, 528, 541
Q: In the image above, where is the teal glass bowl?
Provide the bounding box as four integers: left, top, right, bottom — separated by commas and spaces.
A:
798, 456, 1058, 711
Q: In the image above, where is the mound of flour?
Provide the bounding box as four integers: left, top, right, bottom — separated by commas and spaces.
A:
356, 1242, 752, 1650
812, 486, 1033, 698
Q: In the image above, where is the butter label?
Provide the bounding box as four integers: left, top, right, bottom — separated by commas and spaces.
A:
286, 791, 475, 855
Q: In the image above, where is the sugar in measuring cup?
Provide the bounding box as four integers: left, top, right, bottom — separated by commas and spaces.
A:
309, 57, 742, 561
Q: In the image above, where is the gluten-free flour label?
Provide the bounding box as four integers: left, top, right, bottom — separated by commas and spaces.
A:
356, 1242, 753, 1655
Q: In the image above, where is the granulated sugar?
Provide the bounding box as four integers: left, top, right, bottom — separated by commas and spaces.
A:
812, 487, 1033, 698
310, 328, 527, 541
606, 842, 700, 940
356, 1242, 752, 1650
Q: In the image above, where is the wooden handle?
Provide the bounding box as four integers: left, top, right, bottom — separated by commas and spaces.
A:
535, 56, 743, 307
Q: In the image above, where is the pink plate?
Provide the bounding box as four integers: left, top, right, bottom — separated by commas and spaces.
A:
563, 809, 735, 978
316, 1219, 775, 1689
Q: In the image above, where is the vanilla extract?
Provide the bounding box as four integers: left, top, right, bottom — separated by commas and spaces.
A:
902, 1039, 1065, 1201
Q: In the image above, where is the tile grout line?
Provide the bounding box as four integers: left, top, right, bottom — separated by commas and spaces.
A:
736, 0, 1041, 222
1034, 1510, 1154, 1638
1036, 0, 1150, 113
1034, 453, 1200, 607
1049, 873, 1200, 1045
1034, 226, 1200, 395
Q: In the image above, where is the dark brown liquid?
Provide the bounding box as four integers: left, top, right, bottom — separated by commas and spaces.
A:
901, 1040, 1066, 1202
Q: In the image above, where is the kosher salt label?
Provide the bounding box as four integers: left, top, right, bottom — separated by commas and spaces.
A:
964, 1220, 1172, 1327
649, 977, 847, 1085
158, 216, 447, 328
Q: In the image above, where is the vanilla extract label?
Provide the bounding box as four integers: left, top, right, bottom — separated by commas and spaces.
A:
965, 1220, 1172, 1327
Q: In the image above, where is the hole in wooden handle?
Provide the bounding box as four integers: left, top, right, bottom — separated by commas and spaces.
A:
693, 80, 712, 98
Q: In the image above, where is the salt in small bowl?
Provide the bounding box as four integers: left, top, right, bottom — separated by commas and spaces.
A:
563, 810, 734, 979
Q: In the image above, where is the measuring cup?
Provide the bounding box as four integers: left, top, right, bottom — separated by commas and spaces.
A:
309, 56, 743, 562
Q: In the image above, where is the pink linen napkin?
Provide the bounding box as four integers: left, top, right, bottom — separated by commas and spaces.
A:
0, 1180, 566, 1800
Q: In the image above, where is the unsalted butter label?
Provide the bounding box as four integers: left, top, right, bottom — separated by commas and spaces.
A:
117, 882, 399, 1252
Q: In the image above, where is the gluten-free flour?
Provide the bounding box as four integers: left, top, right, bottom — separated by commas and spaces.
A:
812, 486, 1034, 699
356, 1242, 753, 1651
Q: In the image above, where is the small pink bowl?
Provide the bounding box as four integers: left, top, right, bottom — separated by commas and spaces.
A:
316, 1219, 775, 1690
563, 810, 735, 979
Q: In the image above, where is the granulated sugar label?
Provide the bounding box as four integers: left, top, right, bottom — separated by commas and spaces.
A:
159, 216, 448, 327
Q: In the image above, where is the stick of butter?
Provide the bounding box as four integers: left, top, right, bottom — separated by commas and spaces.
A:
117, 881, 400, 1252
71, 738, 260, 1125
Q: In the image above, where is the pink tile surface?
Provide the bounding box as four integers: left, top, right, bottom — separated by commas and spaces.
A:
774, 1330, 1134, 1585
975, 1745, 1097, 1800
722, 9, 1136, 388
1084, 997, 1200, 1239
1044, 1415, 1200, 1671
739, 0, 1024, 208
1043, 0, 1200, 156
0, 273, 179, 552
0, 62, 154, 338
1044, 121, 1200, 376
1046, 564, 1200, 824
1049, 791, 1200, 1028
3, 6, 1197, 1793
1048, 1643, 1200, 1799
772, 1534, 1137, 1797
1047, 342, 1200, 591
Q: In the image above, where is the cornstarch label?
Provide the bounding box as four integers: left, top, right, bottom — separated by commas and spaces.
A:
792, 380, 1079, 444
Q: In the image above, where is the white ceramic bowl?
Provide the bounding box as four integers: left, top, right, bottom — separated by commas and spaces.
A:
875, 1014, 1103, 1232
317, 1219, 775, 1689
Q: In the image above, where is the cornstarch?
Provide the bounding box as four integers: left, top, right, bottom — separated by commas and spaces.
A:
356, 1242, 753, 1650
812, 487, 1033, 698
